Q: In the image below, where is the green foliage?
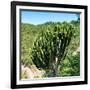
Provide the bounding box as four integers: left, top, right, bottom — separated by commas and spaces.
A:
20, 24, 37, 66
60, 53, 80, 76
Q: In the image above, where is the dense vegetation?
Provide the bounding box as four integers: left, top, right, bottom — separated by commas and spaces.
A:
20, 21, 80, 78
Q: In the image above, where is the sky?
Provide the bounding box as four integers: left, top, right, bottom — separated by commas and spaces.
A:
21, 10, 80, 25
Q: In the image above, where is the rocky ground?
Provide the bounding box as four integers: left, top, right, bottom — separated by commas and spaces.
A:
21, 65, 45, 79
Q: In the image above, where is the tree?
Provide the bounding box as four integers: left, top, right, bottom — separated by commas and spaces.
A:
31, 22, 75, 77
76, 14, 80, 23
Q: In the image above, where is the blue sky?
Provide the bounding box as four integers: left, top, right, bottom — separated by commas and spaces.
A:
21, 10, 80, 25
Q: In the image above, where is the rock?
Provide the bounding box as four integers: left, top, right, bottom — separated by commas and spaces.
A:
21, 64, 45, 79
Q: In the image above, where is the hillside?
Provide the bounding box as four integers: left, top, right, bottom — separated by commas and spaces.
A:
20, 21, 80, 79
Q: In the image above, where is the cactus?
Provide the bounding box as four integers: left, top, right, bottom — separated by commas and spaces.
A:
31, 22, 75, 77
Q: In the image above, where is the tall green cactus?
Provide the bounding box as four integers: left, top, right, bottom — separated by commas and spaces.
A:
31, 22, 75, 77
